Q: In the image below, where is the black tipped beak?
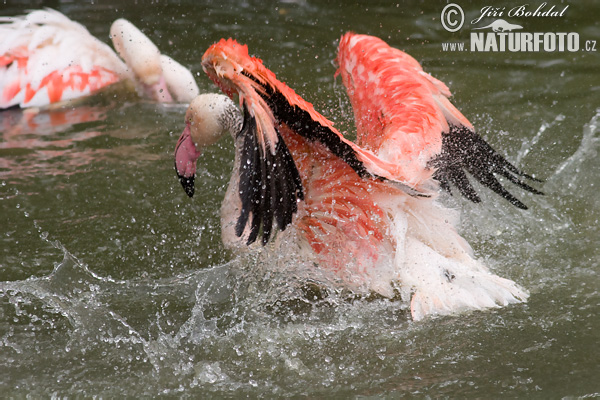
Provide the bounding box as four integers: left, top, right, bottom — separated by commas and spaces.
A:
175, 160, 195, 198
174, 124, 200, 199
178, 174, 195, 198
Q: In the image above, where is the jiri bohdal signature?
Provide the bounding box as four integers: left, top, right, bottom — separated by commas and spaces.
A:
471, 2, 569, 25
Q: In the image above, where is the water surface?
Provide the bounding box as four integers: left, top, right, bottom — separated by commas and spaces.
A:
1, 0, 599, 397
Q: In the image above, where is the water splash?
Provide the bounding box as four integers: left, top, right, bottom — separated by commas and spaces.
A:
551, 108, 600, 191
1, 227, 211, 379
516, 113, 565, 165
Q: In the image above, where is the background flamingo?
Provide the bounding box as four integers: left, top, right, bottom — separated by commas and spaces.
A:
175, 34, 542, 320
0, 8, 199, 109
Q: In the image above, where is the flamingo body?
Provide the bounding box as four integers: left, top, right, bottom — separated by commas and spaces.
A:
175, 34, 542, 319
0, 9, 198, 109
0, 9, 126, 108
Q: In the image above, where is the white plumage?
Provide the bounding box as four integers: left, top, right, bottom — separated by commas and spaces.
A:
0, 8, 198, 109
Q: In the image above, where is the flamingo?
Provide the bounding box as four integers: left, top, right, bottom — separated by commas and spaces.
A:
0, 8, 199, 109
174, 34, 542, 320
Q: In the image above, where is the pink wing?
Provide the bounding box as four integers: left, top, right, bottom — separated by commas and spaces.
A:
337, 33, 472, 183
336, 32, 542, 209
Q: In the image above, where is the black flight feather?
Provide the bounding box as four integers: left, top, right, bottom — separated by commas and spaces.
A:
245, 73, 370, 178
235, 105, 304, 245
431, 124, 543, 209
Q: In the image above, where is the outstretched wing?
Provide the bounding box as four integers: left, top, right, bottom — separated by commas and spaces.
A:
336, 32, 542, 209
201, 38, 425, 245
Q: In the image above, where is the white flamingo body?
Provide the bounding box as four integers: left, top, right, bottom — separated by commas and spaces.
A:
177, 93, 529, 320
0, 9, 198, 109
174, 35, 541, 320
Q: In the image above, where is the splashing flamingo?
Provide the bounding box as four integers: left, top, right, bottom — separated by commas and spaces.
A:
0, 9, 199, 109
174, 33, 542, 320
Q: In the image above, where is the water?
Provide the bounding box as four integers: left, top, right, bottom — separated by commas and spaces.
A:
1, 0, 599, 397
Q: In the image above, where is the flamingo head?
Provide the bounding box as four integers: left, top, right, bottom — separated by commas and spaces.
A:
110, 18, 200, 103
175, 94, 242, 197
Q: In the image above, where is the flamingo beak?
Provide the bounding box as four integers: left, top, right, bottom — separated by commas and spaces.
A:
174, 123, 201, 197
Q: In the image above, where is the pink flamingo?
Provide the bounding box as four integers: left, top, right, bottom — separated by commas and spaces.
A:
174, 34, 542, 320
0, 9, 199, 109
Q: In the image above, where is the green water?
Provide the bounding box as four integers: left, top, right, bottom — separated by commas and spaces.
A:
1, 0, 599, 397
